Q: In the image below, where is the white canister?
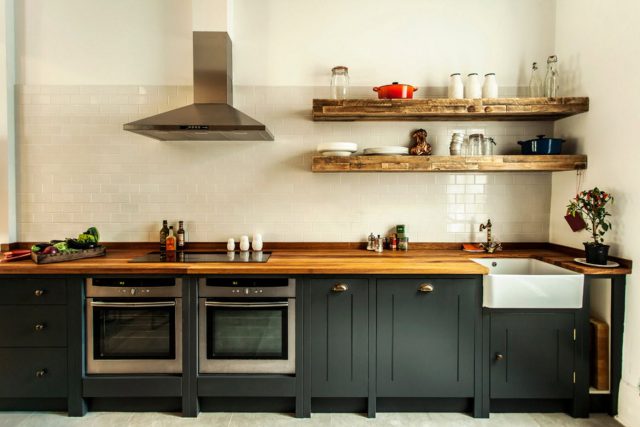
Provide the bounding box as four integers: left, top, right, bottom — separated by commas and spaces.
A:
239, 235, 250, 252
252, 234, 263, 251
465, 73, 482, 99
447, 73, 464, 99
482, 73, 498, 98
226, 238, 235, 252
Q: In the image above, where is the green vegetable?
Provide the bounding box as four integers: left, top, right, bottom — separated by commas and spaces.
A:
85, 227, 100, 243
53, 242, 69, 251
77, 233, 97, 244
31, 245, 41, 253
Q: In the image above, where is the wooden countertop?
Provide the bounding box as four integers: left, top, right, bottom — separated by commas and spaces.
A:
0, 247, 632, 276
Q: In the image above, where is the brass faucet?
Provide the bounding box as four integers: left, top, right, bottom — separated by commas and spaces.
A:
479, 219, 492, 243
479, 219, 502, 253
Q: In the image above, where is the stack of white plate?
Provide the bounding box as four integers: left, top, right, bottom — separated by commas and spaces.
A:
317, 142, 358, 157
363, 146, 409, 155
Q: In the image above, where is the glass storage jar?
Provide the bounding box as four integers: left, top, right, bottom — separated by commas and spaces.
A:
330, 66, 350, 99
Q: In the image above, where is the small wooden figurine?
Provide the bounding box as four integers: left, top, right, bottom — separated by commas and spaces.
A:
409, 128, 432, 156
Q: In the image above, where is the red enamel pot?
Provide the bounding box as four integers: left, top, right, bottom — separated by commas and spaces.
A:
373, 82, 418, 99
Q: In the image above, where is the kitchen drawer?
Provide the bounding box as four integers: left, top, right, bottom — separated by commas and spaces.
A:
0, 306, 67, 347
0, 279, 67, 305
0, 348, 67, 397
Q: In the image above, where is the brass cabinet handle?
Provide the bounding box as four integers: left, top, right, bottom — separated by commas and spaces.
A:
35, 369, 47, 378
331, 283, 349, 293
495, 353, 504, 361
34, 323, 45, 332
418, 283, 434, 293
34, 289, 45, 297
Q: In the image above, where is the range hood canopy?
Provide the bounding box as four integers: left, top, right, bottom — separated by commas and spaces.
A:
124, 32, 273, 141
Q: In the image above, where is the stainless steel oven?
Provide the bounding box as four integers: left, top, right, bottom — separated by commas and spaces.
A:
86, 277, 182, 374
199, 278, 295, 374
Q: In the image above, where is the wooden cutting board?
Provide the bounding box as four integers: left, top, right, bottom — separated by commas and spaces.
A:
590, 318, 609, 390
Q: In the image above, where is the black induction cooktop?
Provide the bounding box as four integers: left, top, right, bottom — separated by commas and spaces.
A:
129, 251, 271, 263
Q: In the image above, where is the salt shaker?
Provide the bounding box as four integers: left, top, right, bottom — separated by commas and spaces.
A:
239, 235, 250, 252
367, 233, 375, 251
482, 73, 498, 98
251, 233, 263, 251
465, 73, 482, 99
227, 238, 235, 252
448, 73, 464, 99
375, 235, 384, 253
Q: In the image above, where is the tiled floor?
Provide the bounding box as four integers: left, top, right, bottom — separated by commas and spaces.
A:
0, 412, 623, 427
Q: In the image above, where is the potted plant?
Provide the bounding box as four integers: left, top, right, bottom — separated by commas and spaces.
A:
566, 187, 614, 265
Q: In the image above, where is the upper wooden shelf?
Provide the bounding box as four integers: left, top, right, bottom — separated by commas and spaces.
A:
312, 155, 588, 173
312, 97, 589, 121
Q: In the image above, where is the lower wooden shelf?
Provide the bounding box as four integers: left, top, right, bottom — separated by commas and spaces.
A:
312, 155, 587, 173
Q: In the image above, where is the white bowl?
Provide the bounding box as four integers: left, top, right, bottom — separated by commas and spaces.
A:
363, 146, 409, 155
321, 151, 353, 157
317, 142, 358, 153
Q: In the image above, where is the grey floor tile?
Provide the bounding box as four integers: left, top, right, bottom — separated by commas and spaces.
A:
0, 412, 623, 427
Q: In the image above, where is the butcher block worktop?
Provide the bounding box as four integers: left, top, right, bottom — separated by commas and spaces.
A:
0, 244, 631, 276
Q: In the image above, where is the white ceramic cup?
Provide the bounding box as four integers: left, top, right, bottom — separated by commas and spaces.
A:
227, 238, 235, 251
239, 235, 250, 252
252, 233, 263, 251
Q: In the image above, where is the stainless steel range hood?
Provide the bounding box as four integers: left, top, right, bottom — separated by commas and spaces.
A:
124, 32, 273, 141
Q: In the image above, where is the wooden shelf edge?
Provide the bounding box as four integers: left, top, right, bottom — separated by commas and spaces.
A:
312, 97, 589, 122
311, 155, 588, 173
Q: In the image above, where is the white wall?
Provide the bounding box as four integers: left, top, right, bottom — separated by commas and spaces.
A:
16, 0, 193, 85
0, 0, 16, 245
551, 1, 640, 425
15, 0, 557, 90
232, 0, 556, 88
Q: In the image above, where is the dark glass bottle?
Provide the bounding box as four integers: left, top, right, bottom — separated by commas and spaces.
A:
160, 220, 169, 254
177, 221, 186, 252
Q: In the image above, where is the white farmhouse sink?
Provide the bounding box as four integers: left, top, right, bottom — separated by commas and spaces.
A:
471, 258, 584, 309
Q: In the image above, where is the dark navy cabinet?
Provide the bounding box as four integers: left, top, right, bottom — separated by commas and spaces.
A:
308, 279, 369, 397
489, 312, 576, 399
376, 278, 479, 397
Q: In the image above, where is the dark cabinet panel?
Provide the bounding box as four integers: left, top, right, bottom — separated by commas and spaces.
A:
490, 312, 575, 399
0, 305, 67, 347
0, 279, 67, 305
376, 278, 478, 397
0, 348, 67, 397
309, 279, 369, 397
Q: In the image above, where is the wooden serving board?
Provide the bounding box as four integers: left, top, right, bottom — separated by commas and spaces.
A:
31, 246, 107, 264
590, 318, 609, 390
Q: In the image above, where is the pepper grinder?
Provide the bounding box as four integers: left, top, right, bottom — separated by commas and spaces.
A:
375, 235, 384, 253
367, 233, 375, 251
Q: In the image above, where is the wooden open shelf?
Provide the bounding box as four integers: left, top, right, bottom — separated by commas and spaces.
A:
312, 155, 588, 173
312, 97, 589, 121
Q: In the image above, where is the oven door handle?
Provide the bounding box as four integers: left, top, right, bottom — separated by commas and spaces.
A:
89, 301, 176, 308
204, 301, 289, 308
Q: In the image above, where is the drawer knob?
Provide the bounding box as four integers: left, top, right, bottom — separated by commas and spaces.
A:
495, 353, 504, 361
331, 283, 349, 293
418, 283, 434, 293
35, 369, 47, 378
34, 323, 45, 332
34, 289, 45, 297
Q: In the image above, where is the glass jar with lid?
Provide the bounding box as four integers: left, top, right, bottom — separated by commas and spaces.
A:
330, 66, 350, 99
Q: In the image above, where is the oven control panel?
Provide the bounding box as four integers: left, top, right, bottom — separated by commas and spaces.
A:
199, 278, 296, 298
86, 278, 183, 298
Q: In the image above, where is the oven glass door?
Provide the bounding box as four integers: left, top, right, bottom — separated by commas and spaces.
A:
91, 300, 176, 360
206, 300, 288, 360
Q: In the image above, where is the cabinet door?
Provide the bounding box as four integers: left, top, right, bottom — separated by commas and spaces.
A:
376, 278, 478, 397
309, 279, 369, 397
490, 312, 575, 399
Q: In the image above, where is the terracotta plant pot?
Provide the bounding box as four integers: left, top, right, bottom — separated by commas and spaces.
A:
584, 243, 609, 265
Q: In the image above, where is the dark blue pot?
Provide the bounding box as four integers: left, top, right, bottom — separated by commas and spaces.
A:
518, 135, 565, 154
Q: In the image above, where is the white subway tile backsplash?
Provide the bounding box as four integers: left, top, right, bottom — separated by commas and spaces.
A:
15, 85, 552, 243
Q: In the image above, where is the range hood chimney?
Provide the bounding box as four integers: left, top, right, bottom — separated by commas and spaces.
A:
124, 27, 273, 141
